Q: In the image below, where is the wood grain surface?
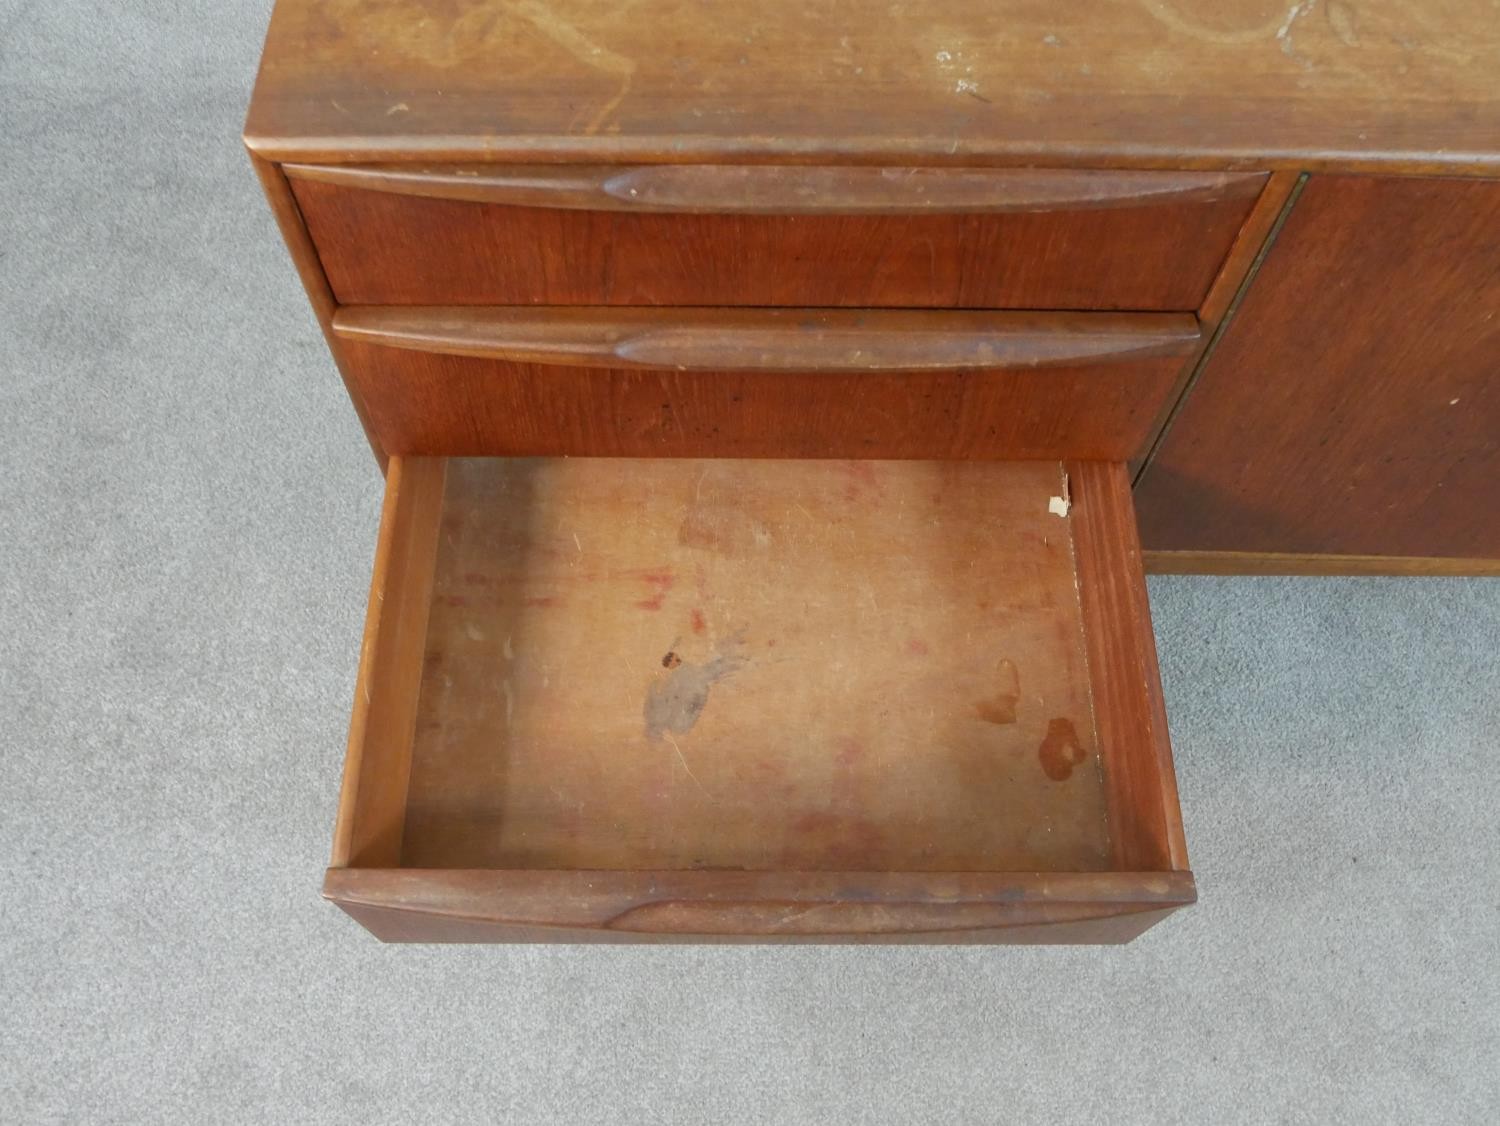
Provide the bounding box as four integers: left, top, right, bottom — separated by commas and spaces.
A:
245, 0, 1500, 172
337, 332, 1195, 461
284, 163, 1265, 213
332, 457, 446, 867
327, 457, 1193, 941
332, 306, 1202, 371
400, 458, 1110, 872
1143, 550, 1500, 576
1136, 174, 1500, 559
291, 173, 1257, 309
323, 869, 1197, 943
1069, 462, 1187, 872
1127, 171, 1304, 476
249, 152, 388, 467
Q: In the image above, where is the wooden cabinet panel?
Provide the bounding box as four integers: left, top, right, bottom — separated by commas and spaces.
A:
1136, 175, 1500, 560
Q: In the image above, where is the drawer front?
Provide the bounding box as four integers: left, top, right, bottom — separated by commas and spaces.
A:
332, 306, 1200, 460
289, 164, 1265, 310
327, 457, 1193, 943
325, 870, 1196, 944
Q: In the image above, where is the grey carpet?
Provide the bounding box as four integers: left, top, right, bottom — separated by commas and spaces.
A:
2, 4, 1497, 1123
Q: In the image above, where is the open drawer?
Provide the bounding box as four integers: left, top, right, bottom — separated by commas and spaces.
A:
327, 456, 1193, 943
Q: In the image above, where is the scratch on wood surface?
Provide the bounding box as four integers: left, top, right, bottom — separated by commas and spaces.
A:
1276, 0, 1316, 41
1048, 469, 1072, 518
503, 0, 636, 134
975, 658, 1022, 725
1137, 0, 1288, 45
1327, 0, 1359, 46
663, 732, 712, 800
769, 906, 823, 930
1275, 0, 1320, 67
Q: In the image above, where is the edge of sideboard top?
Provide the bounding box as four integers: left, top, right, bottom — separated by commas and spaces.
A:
243, 0, 1500, 174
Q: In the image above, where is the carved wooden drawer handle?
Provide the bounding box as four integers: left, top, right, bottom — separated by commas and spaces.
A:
332, 306, 1201, 372
286, 162, 1266, 215
324, 869, 1198, 938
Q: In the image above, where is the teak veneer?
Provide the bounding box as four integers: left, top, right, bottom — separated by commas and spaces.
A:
248, 0, 1500, 943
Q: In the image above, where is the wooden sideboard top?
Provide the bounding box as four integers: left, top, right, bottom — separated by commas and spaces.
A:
245, 0, 1500, 172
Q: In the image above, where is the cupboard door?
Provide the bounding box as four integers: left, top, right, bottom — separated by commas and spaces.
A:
1136, 176, 1500, 563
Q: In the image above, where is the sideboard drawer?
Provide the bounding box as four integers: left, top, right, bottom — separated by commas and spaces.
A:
288, 164, 1265, 310
327, 456, 1193, 943
331, 306, 1200, 460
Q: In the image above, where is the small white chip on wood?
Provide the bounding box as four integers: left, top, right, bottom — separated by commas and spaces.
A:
1048, 472, 1071, 517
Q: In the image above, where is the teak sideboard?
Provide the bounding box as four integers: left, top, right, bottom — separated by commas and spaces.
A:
245, 0, 1500, 944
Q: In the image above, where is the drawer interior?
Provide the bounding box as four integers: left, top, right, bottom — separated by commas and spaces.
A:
328, 456, 1193, 942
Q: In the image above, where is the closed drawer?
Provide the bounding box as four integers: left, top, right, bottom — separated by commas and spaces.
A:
288, 164, 1266, 310
328, 456, 1192, 943
331, 306, 1201, 460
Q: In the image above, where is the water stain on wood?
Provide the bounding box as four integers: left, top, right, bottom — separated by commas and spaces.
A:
644, 632, 748, 741
840, 460, 885, 503
789, 811, 888, 868
974, 657, 1021, 724
631, 566, 675, 610
678, 503, 772, 556
1037, 717, 1086, 780
744, 758, 786, 785
834, 737, 866, 767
